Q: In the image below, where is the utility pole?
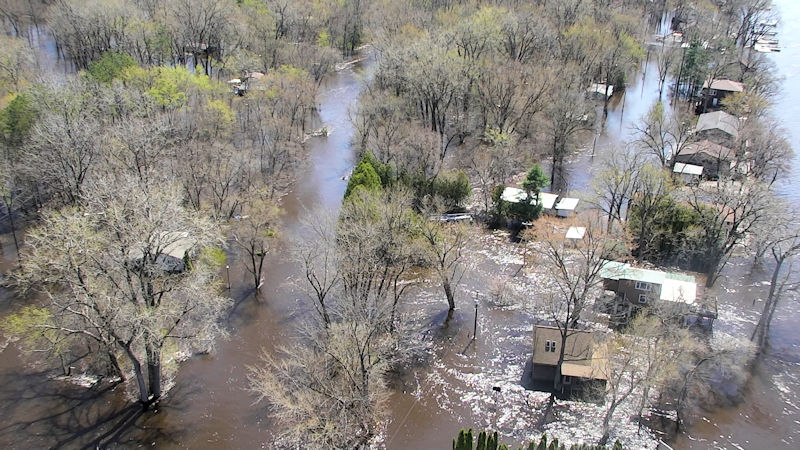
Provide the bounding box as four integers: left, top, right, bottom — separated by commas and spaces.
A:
226, 264, 231, 290
472, 293, 479, 340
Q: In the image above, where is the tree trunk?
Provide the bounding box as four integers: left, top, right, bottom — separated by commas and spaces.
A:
5, 197, 20, 254
554, 329, 568, 392
443, 278, 455, 311
108, 350, 126, 382
146, 342, 162, 403
123, 346, 149, 404
752, 255, 784, 351
637, 385, 651, 429
600, 407, 613, 445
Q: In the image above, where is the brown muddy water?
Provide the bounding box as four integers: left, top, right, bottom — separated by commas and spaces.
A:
2, 5, 800, 448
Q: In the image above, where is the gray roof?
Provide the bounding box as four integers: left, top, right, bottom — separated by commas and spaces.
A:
695, 111, 739, 139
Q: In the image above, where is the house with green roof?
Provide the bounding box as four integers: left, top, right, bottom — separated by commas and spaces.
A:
598, 260, 713, 326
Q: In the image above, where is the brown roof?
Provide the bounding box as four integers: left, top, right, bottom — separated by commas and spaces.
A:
680, 139, 735, 161
532, 326, 608, 380
702, 79, 745, 92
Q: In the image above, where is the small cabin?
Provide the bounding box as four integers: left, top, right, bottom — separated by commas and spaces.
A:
673, 163, 703, 184
701, 79, 744, 110
129, 231, 195, 273
554, 197, 580, 218
531, 325, 608, 397
673, 140, 735, 179
694, 111, 739, 145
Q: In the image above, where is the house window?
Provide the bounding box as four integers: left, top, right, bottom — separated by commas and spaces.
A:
544, 340, 557, 352
635, 281, 652, 291
638, 294, 648, 304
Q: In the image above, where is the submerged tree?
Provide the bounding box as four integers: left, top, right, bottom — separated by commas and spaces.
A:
685, 179, 770, 286
750, 207, 800, 353
249, 188, 421, 447
589, 147, 642, 233
633, 101, 692, 168
419, 216, 469, 313
233, 191, 280, 291
16, 176, 229, 406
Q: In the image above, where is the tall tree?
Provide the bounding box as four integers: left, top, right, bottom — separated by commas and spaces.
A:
419, 216, 469, 313
750, 208, 800, 353
545, 68, 592, 190
526, 218, 626, 393
633, 101, 693, 168
233, 192, 280, 291
16, 176, 229, 406
589, 147, 642, 232
685, 179, 770, 286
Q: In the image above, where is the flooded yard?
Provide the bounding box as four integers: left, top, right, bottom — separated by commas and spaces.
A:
2, 2, 800, 448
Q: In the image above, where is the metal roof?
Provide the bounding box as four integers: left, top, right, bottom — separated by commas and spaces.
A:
555, 197, 580, 211
565, 226, 586, 239
500, 187, 558, 209
538, 192, 558, 209
660, 277, 697, 304
673, 163, 704, 175
600, 261, 697, 304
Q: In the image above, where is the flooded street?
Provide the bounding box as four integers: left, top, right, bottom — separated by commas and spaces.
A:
2, 3, 800, 448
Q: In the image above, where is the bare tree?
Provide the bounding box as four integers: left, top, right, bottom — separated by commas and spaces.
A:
654, 42, 678, 98
295, 213, 341, 328
633, 101, 693, 168
684, 179, 770, 286
337, 189, 419, 325
0, 34, 33, 93
526, 217, 626, 392
248, 305, 393, 448
625, 313, 699, 430
545, 68, 592, 190
233, 191, 280, 291
750, 208, 800, 353
249, 191, 421, 448
629, 164, 675, 262
597, 331, 646, 446
589, 146, 642, 232
16, 176, 229, 406
418, 216, 468, 313
475, 61, 549, 136
670, 334, 754, 432
737, 118, 793, 185
26, 79, 103, 205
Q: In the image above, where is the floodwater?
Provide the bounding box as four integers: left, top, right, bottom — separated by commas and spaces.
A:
671, 0, 800, 448
0, 49, 372, 448
1, 3, 800, 448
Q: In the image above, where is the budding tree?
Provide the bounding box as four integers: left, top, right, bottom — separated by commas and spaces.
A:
16, 176, 229, 406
